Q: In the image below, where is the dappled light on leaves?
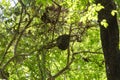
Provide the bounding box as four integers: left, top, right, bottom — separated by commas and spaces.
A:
2, 0, 120, 80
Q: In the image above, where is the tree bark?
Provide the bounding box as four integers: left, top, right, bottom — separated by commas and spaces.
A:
95, 0, 120, 80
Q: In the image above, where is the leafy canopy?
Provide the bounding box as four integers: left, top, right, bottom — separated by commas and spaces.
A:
0, 0, 120, 79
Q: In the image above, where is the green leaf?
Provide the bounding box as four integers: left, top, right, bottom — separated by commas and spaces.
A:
100, 19, 108, 28
111, 10, 117, 16
95, 3, 104, 11
36, 0, 52, 5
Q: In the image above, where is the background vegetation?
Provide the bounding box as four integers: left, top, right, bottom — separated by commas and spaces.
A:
0, 0, 119, 80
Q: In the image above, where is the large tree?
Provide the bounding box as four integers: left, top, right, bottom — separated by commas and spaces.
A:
95, 0, 120, 80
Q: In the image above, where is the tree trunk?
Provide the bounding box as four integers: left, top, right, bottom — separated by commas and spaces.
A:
95, 0, 120, 80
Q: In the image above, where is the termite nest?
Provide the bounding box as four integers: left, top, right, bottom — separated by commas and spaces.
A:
41, 5, 61, 24
56, 34, 70, 50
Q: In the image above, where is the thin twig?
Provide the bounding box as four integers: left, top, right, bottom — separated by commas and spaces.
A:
52, 51, 75, 79
2, 49, 36, 70
73, 51, 103, 55
14, 3, 24, 56
0, 33, 17, 66
14, 17, 34, 57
